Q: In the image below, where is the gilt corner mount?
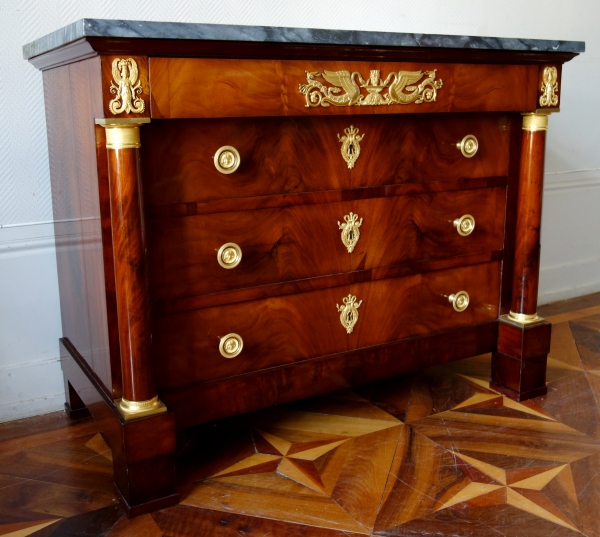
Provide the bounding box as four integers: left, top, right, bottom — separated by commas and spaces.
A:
109, 57, 146, 115
299, 69, 443, 108
539, 66, 559, 108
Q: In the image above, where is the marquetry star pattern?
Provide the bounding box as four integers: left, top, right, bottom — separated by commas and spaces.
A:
4, 315, 600, 537
399, 379, 598, 534
438, 452, 581, 533
202, 382, 598, 535
197, 400, 405, 534
184, 351, 600, 536
211, 428, 351, 494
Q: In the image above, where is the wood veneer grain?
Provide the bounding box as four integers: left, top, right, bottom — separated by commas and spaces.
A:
94, 125, 122, 397
147, 187, 506, 300
141, 114, 510, 206
106, 145, 155, 402
153, 251, 503, 314
152, 261, 500, 389
160, 321, 499, 427
150, 59, 538, 118
499, 113, 523, 315
43, 56, 115, 395
151, 505, 366, 537
511, 129, 547, 316
146, 176, 508, 219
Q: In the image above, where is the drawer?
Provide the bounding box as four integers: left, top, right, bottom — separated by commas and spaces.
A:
152, 261, 500, 390
149, 58, 538, 119
148, 187, 506, 301
141, 114, 510, 206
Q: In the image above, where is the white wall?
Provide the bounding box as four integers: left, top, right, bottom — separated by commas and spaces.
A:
1, 0, 599, 422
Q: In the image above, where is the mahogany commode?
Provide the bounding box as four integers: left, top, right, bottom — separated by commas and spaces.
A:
24, 20, 584, 516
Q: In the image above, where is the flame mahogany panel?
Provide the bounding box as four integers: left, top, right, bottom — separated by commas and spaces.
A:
152, 261, 500, 390
43, 57, 118, 396
149, 58, 538, 118
154, 251, 503, 314
105, 146, 156, 402
511, 129, 547, 316
141, 114, 510, 206
147, 187, 506, 301
161, 321, 499, 428
499, 114, 522, 314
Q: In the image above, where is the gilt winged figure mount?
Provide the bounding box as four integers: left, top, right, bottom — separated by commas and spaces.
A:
299, 69, 443, 108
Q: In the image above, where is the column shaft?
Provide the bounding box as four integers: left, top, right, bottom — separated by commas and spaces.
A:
97, 118, 165, 419
509, 113, 548, 321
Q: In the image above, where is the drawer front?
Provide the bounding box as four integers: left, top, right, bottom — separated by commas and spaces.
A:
152, 261, 500, 390
150, 58, 538, 118
142, 114, 510, 206
148, 187, 505, 301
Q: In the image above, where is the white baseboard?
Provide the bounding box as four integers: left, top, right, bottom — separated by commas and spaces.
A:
539, 172, 600, 305
538, 256, 600, 305
0, 357, 66, 422
0, 223, 65, 423
0, 394, 66, 423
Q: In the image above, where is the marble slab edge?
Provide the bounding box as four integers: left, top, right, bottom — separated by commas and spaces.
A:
22, 18, 585, 60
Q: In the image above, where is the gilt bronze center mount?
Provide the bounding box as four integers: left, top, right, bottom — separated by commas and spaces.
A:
299, 69, 443, 108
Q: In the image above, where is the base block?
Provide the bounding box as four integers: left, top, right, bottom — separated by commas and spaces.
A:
489, 380, 548, 401
114, 481, 179, 518
60, 338, 179, 517
491, 318, 552, 401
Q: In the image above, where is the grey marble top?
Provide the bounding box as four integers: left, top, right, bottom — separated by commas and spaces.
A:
23, 19, 585, 60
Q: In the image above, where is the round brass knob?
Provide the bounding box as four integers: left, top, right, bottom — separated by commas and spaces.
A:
217, 242, 242, 269
214, 146, 241, 174
457, 135, 479, 158
449, 291, 470, 312
453, 214, 475, 236
219, 333, 243, 358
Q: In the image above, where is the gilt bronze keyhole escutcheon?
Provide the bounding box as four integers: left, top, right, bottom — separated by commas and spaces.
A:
336, 294, 362, 334
338, 212, 363, 253
338, 126, 364, 169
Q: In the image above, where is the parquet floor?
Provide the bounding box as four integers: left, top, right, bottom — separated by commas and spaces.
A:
2, 292, 600, 536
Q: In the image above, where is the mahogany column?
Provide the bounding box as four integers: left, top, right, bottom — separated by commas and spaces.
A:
491, 112, 553, 401
96, 118, 166, 419
509, 113, 549, 321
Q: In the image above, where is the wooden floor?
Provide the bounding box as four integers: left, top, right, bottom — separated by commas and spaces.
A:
2, 292, 600, 537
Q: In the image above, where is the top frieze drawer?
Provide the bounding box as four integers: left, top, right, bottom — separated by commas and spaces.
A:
148, 58, 540, 118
